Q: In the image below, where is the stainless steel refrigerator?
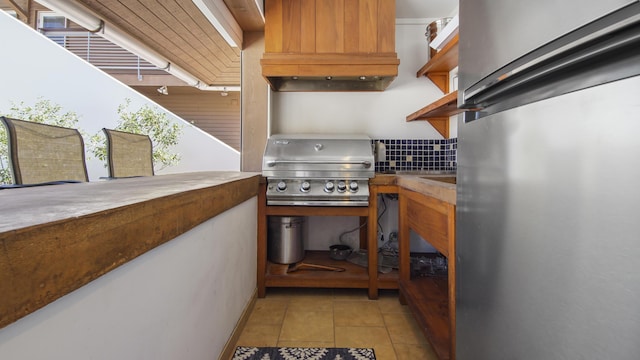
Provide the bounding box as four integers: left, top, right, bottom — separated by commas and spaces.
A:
456, 1, 640, 359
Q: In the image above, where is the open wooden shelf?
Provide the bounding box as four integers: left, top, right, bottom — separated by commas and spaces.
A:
407, 34, 459, 139
417, 34, 459, 93
265, 250, 398, 289
258, 181, 395, 299
417, 34, 459, 75
406, 91, 463, 120
399, 276, 450, 360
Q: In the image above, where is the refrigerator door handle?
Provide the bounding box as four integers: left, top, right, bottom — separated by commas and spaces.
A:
461, 2, 640, 121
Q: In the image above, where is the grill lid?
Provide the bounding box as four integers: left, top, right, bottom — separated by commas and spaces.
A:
262, 134, 374, 179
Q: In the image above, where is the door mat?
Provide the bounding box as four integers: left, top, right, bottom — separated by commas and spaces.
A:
232, 346, 376, 360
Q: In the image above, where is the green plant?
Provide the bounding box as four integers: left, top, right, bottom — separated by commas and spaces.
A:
89, 98, 182, 172
0, 98, 81, 184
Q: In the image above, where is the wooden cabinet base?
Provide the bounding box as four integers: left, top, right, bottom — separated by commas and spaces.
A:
399, 187, 456, 359
399, 277, 451, 360
257, 181, 396, 300
265, 251, 399, 290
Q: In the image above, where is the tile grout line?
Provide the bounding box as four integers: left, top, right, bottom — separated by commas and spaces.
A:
332, 294, 337, 347
276, 296, 289, 347
378, 301, 400, 359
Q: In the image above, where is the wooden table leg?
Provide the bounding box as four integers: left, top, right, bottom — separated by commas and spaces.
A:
367, 187, 379, 300
398, 188, 410, 305
257, 182, 267, 298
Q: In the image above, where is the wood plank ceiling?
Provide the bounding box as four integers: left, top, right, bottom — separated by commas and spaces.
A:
73, 0, 264, 87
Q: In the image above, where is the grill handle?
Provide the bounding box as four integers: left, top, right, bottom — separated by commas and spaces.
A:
266, 160, 372, 168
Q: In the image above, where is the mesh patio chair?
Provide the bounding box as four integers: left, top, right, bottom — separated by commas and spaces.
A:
1, 116, 89, 185
103, 128, 154, 178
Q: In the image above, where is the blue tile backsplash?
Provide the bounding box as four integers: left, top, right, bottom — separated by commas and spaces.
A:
371, 138, 457, 173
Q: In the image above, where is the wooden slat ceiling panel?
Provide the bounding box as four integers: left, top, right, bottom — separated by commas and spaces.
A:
162, 1, 240, 62
77, 0, 241, 86
133, 1, 229, 77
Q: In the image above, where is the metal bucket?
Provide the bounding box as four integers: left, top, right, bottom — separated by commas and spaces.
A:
425, 17, 453, 59
268, 216, 305, 264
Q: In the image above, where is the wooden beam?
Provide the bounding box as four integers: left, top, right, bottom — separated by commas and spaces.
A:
223, 0, 265, 31
193, 0, 244, 48
241, 31, 268, 172
7, 0, 29, 21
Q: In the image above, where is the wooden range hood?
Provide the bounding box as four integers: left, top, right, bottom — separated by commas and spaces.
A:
261, 0, 400, 91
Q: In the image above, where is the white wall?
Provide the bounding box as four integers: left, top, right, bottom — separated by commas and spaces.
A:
270, 21, 456, 139
0, 12, 240, 180
271, 21, 456, 250
0, 197, 257, 360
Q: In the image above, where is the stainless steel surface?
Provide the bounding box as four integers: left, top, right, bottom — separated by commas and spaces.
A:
460, 2, 640, 119
266, 179, 370, 206
266, 200, 369, 206
425, 17, 453, 58
262, 134, 374, 206
457, 76, 640, 359
462, 7, 640, 102
268, 216, 305, 264
457, 0, 640, 358
265, 160, 372, 168
329, 244, 353, 261
458, 0, 636, 100
264, 76, 396, 92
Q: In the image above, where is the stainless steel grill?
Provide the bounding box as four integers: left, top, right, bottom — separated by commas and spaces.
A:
262, 134, 375, 206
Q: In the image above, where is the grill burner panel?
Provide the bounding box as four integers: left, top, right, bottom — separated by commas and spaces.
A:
266, 179, 370, 206
263, 134, 374, 206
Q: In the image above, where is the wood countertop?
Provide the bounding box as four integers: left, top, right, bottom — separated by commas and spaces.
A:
0, 171, 260, 329
1, 171, 259, 232
371, 173, 456, 205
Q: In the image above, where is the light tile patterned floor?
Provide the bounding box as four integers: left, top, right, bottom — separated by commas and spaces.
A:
232, 288, 438, 360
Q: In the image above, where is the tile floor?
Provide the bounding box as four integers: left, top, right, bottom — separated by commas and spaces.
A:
231, 288, 438, 360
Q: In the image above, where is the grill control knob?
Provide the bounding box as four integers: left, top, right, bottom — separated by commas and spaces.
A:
337, 181, 347, 192
276, 181, 287, 192
349, 181, 359, 192
300, 181, 311, 192
324, 181, 335, 193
